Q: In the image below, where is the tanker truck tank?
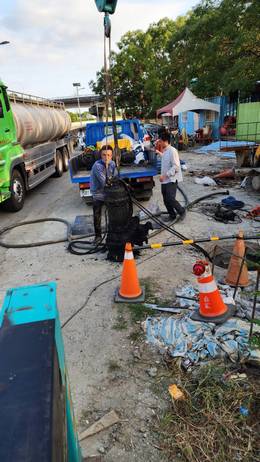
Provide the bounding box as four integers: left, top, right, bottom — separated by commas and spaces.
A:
8, 91, 71, 148
0, 85, 74, 212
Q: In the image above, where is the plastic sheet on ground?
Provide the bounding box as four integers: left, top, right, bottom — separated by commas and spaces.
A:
144, 314, 258, 366
194, 141, 254, 159
195, 176, 217, 186
176, 285, 199, 308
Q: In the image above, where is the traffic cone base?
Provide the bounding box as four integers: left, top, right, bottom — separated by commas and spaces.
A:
191, 304, 236, 324
225, 274, 249, 287
114, 286, 145, 303
191, 260, 236, 324
115, 242, 145, 303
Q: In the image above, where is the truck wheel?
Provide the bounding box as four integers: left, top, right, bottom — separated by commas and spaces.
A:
62, 147, 69, 171
2, 169, 25, 212
84, 197, 93, 206
54, 151, 63, 177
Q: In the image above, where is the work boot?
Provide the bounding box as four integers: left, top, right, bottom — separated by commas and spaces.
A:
161, 214, 176, 222
178, 210, 186, 221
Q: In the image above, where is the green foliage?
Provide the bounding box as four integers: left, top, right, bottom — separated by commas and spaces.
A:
90, 0, 260, 118
250, 318, 260, 348
67, 111, 96, 122
67, 111, 79, 122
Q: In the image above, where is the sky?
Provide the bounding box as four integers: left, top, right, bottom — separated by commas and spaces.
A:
0, 0, 199, 98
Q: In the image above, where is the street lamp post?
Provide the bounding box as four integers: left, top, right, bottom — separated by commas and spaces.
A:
73, 82, 83, 128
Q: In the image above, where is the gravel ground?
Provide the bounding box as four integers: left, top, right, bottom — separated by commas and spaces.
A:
0, 149, 259, 461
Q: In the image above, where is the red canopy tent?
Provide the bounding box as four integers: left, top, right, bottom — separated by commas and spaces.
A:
156, 87, 220, 118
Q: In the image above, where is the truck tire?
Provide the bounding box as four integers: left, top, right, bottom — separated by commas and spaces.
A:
1, 169, 25, 212
62, 147, 69, 171
54, 150, 63, 177
84, 197, 93, 206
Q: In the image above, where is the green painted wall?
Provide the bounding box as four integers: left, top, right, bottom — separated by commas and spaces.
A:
236, 102, 260, 142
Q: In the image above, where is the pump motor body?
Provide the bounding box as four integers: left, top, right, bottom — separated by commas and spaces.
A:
104, 179, 152, 261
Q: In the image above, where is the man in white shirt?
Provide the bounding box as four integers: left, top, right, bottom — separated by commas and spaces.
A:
156, 132, 186, 221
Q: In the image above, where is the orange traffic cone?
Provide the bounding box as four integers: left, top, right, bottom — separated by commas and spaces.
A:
213, 168, 235, 179
225, 231, 249, 287
191, 260, 235, 324
115, 243, 145, 303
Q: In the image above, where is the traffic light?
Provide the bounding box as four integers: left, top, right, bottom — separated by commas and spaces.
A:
94, 0, 118, 14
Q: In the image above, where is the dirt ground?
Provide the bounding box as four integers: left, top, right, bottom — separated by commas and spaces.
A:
0, 150, 259, 461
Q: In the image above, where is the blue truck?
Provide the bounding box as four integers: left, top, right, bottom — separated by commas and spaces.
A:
69, 119, 158, 203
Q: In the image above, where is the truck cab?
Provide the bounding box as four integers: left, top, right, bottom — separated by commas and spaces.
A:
0, 80, 72, 212
0, 82, 24, 208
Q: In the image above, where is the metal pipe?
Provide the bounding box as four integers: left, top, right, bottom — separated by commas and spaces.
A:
233, 248, 247, 299
249, 270, 260, 339
134, 233, 260, 251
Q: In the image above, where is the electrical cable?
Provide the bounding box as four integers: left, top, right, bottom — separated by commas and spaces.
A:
186, 189, 230, 209
67, 209, 108, 255
62, 207, 187, 329
130, 190, 211, 260
61, 224, 260, 329
0, 188, 231, 252
0, 218, 71, 248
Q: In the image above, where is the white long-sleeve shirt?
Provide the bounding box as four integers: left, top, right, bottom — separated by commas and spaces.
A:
161, 145, 183, 184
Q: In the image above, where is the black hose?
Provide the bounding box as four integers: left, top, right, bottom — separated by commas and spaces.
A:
131, 189, 211, 260
187, 189, 230, 209
67, 208, 108, 255
0, 188, 232, 255
0, 218, 71, 248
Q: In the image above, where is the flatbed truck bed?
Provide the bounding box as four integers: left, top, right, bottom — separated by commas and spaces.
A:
69, 151, 158, 203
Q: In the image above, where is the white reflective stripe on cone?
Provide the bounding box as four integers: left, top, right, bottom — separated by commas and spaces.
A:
198, 280, 218, 293
124, 251, 133, 260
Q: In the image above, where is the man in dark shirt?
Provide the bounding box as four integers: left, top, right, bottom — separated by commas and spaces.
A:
90, 145, 116, 242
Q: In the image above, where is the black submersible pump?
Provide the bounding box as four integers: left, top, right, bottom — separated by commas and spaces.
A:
104, 178, 152, 262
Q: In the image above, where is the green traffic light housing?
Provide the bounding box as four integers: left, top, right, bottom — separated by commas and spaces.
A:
94, 0, 118, 14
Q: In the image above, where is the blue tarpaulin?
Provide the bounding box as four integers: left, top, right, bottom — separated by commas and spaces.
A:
144, 315, 259, 365
194, 140, 255, 159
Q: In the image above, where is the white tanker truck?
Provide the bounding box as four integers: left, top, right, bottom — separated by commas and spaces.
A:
0, 81, 73, 212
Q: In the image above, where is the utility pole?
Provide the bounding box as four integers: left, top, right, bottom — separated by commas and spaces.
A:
73, 82, 83, 128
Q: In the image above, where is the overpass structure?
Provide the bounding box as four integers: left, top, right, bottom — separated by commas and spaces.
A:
51, 94, 104, 109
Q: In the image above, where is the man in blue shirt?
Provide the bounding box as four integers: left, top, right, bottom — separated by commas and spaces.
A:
90, 145, 116, 242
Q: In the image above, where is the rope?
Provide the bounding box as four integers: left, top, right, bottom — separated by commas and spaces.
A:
103, 13, 120, 176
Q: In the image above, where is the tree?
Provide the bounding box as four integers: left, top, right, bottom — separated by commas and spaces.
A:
90, 0, 260, 117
